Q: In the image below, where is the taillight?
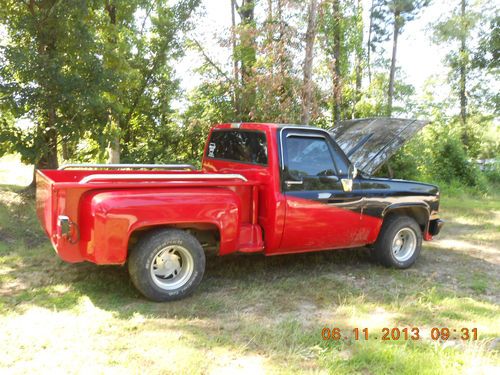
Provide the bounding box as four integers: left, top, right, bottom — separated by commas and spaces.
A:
57, 215, 79, 244
57, 215, 71, 237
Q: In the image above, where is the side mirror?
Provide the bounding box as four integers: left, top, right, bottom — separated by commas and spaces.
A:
341, 178, 353, 192
341, 164, 358, 192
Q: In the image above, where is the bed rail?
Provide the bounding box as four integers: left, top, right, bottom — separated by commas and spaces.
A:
58, 163, 196, 171
79, 173, 248, 184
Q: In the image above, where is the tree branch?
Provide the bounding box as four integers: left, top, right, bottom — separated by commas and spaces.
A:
191, 39, 235, 84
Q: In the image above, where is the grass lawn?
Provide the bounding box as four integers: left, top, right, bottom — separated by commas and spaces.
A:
0, 155, 499, 374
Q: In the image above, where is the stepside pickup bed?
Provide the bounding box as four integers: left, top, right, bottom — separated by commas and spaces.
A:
37, 120, 443, 301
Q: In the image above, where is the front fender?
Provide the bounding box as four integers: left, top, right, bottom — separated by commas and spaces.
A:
381, 202, 431, 220
80, 187, 241, 264
381, 202, 432, 239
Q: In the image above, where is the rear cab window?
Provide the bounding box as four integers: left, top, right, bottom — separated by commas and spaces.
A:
206, 130, 268, 166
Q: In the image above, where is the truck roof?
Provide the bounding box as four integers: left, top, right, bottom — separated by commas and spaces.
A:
212, 118, 429, 175
212, 123, 320, 131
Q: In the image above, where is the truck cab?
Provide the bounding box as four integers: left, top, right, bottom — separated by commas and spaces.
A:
36, 120, 443, 302
203, 123, 441, 254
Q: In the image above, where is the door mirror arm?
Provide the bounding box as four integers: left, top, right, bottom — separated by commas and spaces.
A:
318, 175, 339, 183
348, 164, 358, 180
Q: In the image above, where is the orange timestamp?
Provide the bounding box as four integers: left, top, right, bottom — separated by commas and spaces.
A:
321, 327, 478, 341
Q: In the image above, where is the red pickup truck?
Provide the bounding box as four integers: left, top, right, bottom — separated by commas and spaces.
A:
37, 120, 443, 301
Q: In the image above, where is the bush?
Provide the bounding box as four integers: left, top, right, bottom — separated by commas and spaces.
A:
483, 162, 500, 184
428, 136, 484, 187
376, 122, 489, 194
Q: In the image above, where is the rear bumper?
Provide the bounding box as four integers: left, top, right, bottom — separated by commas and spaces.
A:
428, 219, 444, 236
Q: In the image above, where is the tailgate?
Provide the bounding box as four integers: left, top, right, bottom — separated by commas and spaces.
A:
36, 170, 56, 240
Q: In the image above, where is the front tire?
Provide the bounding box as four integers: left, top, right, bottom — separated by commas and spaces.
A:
374, 215, 422, 269
128, 229, 205, 302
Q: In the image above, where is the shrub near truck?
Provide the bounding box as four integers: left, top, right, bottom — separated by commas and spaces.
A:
36, 119, 443, 301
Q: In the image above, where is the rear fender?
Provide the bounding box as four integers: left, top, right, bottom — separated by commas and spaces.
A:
81, 187, 241, 264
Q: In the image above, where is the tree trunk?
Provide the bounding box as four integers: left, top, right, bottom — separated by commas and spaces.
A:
236, 0, 257, 120
387, 10, 400, 117
36, 114, 58, 170
36, 12, 58, 170
231, 0, 240, 114
301, 0, 318, 124
459, 0, 468, 145
107, 135, 120, 164
332, 0, 341, 125
105, 1, 120, 162
27, 0, 59, 188
353, 0, 363, 118
367, 0, 374, 84
276, 0, 286, 89
107, 112, 120, 164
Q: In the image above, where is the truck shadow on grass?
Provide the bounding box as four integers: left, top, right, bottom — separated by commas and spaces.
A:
1, 186, 499, 372
2, 234, 498, 324
0, 185, 498, 321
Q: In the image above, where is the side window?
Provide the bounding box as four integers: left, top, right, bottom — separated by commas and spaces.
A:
285, 136, 336, 178
206, 130, 268, 165
283, 135, 343, 192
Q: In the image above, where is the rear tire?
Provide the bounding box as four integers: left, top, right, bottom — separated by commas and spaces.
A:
374, 215, 422, 269
128, 229, 205, 302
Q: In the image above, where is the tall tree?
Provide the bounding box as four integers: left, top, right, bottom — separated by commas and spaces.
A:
104, 0, 121, 163
458, 0, 467, 128
301, 0, 319, 124
331, 0, 342, 123
353, 0, 364, 117
367, 0, 390, 85
98, 0, 200, 163
385, 0, 430, 116
0, 1, 107, 170
0, 0, 201, 174
319, 0, 360, 124
432, 0, 493, 147
231, 0, 240, 110
367, 0, 375, 84
234, 0, 257, 120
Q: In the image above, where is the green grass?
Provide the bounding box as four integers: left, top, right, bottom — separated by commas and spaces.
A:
0, 156, 499, 373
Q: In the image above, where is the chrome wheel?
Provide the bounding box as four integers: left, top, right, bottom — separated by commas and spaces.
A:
150, 245, 194, 290
392, 228, 417, 262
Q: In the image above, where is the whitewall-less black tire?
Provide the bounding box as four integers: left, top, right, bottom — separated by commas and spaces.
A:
128, 229, 205, 302
374, 215, 422, 269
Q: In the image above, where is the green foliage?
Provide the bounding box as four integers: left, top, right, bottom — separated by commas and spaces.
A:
483, 162, 500, 185
370, 0, 431, 50
0, 0, 201, 168
427, 131, 484, 188
0, 0, 496, 195
0, 0, 109, 167
382, 119, 490, 193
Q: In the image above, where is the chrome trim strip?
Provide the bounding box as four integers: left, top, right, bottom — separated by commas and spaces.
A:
59, 163, 196, 171
286, 132, 327, 138
80, 173, 248, 184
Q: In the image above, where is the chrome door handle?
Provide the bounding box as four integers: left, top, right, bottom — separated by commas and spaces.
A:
285, 180, 303, 186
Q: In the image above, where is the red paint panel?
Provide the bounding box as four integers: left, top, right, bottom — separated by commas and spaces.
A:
272, 196, 383, 255
202, 123, 286, 253
35, 170, 54, 239
80, 187, 242, 264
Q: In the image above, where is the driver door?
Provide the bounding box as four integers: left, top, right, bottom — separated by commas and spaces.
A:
279, 129, 364, 252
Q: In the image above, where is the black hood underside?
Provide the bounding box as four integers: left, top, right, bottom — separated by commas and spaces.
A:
330, 118, 429, 175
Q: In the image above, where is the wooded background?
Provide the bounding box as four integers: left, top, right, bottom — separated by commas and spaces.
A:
0, 0, 498, 190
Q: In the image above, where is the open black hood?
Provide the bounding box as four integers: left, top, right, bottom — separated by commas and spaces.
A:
330, 118, 429, 175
